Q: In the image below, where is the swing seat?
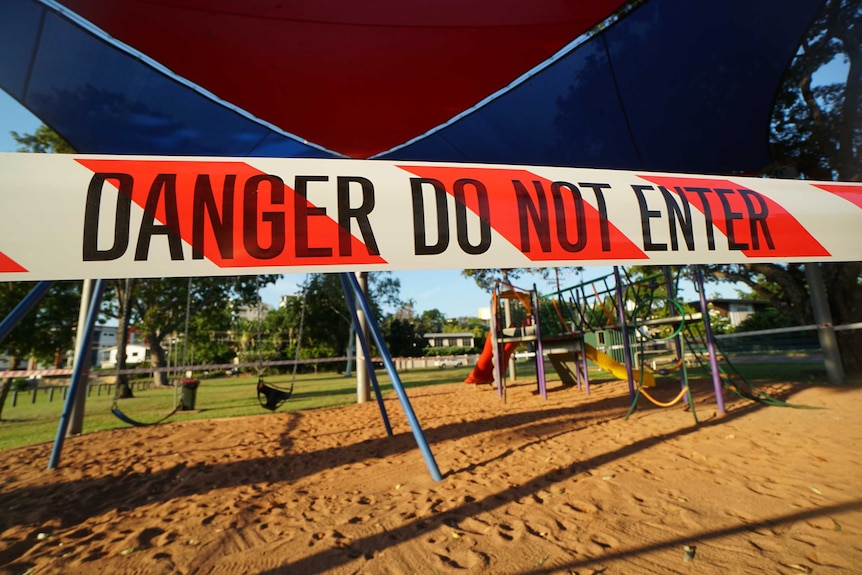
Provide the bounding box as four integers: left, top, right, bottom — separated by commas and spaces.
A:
257, 379, 293, 411
111, 404, 180, 427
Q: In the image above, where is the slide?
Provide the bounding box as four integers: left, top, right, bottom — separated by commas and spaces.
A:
584, 343, 655, 388
465, 337, 518, 384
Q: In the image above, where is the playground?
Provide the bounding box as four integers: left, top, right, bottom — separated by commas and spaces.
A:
1, 368, 860, 574
1, 1, 860, 573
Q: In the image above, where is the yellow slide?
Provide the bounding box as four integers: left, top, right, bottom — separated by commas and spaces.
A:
584, 343, 655, 388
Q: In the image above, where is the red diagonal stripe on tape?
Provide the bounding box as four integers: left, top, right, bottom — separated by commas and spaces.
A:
0, 251, 27, 272
76, 159, 386, 268
398, 165, 646, 261
637, 175, 829, 258
812, 183, 862, 211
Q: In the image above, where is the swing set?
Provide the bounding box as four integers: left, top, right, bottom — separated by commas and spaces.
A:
110, 278, 195, 427
256, 276, 308, 411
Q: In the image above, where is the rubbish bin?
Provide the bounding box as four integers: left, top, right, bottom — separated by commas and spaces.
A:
180, 379, 200, 410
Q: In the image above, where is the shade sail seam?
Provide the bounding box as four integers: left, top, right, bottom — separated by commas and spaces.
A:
371, 1, 648, 160
601, 33, 645, 169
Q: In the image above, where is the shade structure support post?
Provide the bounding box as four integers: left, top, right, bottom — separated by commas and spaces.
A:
48, 279, 106, 469
340, 272, 443, 482
338, 273, 393, 437
612, 267, 636, 401
355, 271, 370, 402
0, 281, 54, 345
692, 266, 726, 415
68, 279, 94, 436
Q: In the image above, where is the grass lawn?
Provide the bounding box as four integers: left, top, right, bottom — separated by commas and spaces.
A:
0, 357, 841, 452
0, 365, 476, 451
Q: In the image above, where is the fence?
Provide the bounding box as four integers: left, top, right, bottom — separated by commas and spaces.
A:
6, 378, 156, 408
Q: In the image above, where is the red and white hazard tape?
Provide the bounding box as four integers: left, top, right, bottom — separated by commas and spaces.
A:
0, 154, 860, 280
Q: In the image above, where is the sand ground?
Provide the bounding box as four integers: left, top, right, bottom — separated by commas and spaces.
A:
1, 376, 860, 574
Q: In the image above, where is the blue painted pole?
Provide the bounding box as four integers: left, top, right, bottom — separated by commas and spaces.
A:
338, 273, 393, 437
613, 267, 636, 400
342, 273, 443, 482
48, 279, 106, 469
0, 281, 54, 344
693, 266, 726, 415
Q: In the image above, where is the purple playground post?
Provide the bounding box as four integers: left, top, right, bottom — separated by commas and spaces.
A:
693, 266, 727, 415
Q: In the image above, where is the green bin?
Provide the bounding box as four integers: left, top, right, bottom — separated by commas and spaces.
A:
180, 379, 200, 410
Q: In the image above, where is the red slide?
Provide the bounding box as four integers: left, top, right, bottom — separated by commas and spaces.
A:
465, 336, 519, 384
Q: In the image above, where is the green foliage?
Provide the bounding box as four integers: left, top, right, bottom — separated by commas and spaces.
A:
11, 125, 75, 153
423, 346, 476, 357
768, 0, 860, 181
699, 2, 861, 373
381, 316, 427, 357
419, 309, 447, 333
734, 307, 798, 333
0, 282, 80, 365
117, 276, 281, 384
462, 267, 580, 292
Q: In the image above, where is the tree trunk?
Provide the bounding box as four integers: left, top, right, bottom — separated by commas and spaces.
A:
148, 332, 169, 386
115, 279, 136, 398
0, 354, 20, 420
823, 262, 862, 376
0, 378, 11, 421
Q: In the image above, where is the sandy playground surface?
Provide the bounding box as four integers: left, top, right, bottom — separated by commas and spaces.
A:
1, 375, 861, 575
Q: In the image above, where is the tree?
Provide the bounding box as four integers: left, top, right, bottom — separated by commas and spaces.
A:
115, 279, 135, 392
263, 273, 404, 372
767, 0, 860, 181
11, 125, 75, 154
462, 267, 580, 293
419, 308, 447, 334
0, 282, 80, 420
381, 315, 427, 357
706, 0, 862, 374
127, 276, 280, 387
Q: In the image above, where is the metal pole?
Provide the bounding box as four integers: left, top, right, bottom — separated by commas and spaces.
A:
804, 263, 845, 385
501, 271, 516, 380
355, 271, 370, 403
693, 266, 726, 415
343, 273, 443, 482
531, 285, 547, 399
0, 281, 54, 344
67, 279, 94, 435
344, 322, 355, 377
612, 267, 636, 400
663, 268, 688, 376
49, 279, 106, 469
339, 274, 392, 436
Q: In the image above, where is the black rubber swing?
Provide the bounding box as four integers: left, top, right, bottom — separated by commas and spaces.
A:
257, 378, 294, 411
254, 274, 306, 411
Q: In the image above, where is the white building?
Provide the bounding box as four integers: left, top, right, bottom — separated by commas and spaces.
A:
99, 343, 150, 369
